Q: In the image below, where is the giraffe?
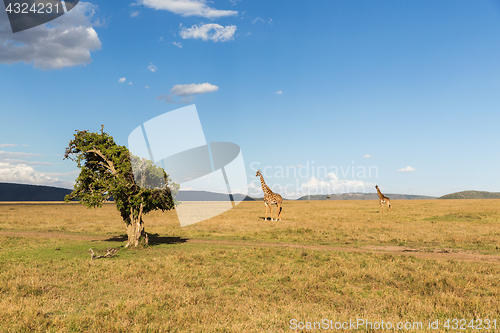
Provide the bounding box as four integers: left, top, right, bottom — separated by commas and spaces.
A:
256, 170, 283, 221
375, 185, 392, 212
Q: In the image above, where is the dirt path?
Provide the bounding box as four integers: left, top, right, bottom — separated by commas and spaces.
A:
1, 231, 500, 263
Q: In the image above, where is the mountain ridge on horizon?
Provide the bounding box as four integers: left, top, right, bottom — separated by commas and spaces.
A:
0, 182, 254, 202
1, 183, 498, 202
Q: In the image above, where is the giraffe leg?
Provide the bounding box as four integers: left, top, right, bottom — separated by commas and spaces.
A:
269, 205, 273, 221
265, 203, 268, 221
388, 200, 392, 212
277, 203, 282, 221
380, 200, 383, 213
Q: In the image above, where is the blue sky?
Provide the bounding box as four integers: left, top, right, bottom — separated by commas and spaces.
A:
1, 0, 500, 198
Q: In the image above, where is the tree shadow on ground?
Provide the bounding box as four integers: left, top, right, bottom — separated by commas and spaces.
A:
103, 234, 188, 246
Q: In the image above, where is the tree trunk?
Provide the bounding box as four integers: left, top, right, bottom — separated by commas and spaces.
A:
125, 204, 148, 247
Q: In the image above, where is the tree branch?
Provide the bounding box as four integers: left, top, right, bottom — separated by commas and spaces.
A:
89, 247, 118, 260
87, 148, 117, 175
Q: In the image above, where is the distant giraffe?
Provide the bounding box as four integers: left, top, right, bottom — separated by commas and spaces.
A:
375, 185, 392, 212
256, 170, 283, 221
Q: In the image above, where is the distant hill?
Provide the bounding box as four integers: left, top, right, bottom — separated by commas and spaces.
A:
0, 182, 72, 201
0, 182, 254, 202
438, 190, 500, 200
297, 193, 436, 201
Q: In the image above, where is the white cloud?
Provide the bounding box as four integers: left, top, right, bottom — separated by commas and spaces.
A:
129, 82, 133, 85
172, 41, 183, 48
275, 91, 283, 94
0, 151, 42, 159
180, 23, 236, 42
248, 182, 258, 189
0, 144, 17, 147
118, 77, 127, 83
147, 63, 157, 72
251, 17, 264, 24
268, 18, 273, 26
0, 162, 75, 188
0, 151, 51, 165
156, 82, 218, 104
131, 11, 140, 17
300, 173, 373, 195
139, 0, 237, 18
171, 82, 218, 96
363, 154, 374, 158
0, 2, 102, 69
2, 159, 52, 166
145, 86, 150, 89
396, 166, 415, 172
159, 36, 164, 42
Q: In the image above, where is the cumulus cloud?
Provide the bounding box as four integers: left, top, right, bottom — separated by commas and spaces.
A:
0, 2, 102, 69
180, 23, 236, 42
130, 11, 140, 17
0, 162, 75, 188
396, 166, 415, 172
363, 154, 374, 158
300, 173, 373, 195
172, 41, 182, 48
139, 0, 237, 18
147, 63, 157, 72
275, 91, 283, 94
171, 82, 218, 96
0, 151, 77, 188
118, 77, 127, 83
156, 82, 218, 104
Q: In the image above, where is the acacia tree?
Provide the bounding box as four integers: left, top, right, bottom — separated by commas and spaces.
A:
64, 128, 178, 247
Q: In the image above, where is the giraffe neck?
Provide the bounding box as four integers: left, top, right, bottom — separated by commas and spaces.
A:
376, 188, 385, 199
259, 174, 272, 195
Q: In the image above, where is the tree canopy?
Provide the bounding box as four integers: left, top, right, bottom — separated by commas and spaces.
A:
64, 128, 178, 247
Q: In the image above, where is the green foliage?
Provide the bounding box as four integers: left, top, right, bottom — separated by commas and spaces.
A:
64, 129, 178, 224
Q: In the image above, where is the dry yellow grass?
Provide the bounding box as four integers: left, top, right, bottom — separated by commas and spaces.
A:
0, 199, 499, 332
2, 199, 499, 252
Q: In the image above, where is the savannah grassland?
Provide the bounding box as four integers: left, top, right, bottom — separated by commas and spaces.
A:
0, 199, 500, 332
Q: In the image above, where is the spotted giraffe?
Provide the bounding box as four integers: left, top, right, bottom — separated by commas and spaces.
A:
256, 170, 283, 221
375, 185, 392, 212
